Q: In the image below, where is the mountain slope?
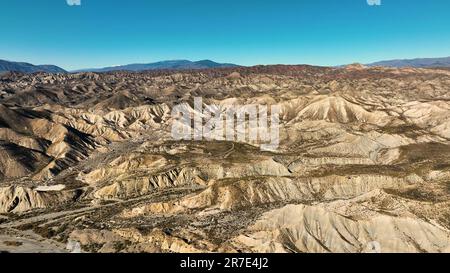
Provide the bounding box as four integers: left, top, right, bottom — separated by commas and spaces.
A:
74, 59, 240, 72
0, 60, 67, 73
367, 56, 450, 68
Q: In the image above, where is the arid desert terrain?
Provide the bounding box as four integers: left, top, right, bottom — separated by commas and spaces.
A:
0, 65, 450, 253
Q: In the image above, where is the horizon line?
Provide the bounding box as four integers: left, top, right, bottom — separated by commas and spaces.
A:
2, 55, 450, 72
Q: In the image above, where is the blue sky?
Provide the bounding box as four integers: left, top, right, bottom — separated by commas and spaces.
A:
1, 0, 449, 70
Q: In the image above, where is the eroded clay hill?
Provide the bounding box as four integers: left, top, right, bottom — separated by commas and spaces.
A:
0, 65, 449, 253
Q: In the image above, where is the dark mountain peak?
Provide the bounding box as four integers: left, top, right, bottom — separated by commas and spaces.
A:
0, 59, 67, 74
195, 59, 217, 65
367, 56, 450, 68
74, 59, 240, 73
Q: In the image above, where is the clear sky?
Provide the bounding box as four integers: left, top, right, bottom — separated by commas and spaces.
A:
1, 0, 449, 70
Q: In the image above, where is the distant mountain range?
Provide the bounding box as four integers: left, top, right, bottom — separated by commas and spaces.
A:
0, 59, 67, 74
73, 60, 240, 72
367, 56, 450, 68
2, 56, 450, 74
